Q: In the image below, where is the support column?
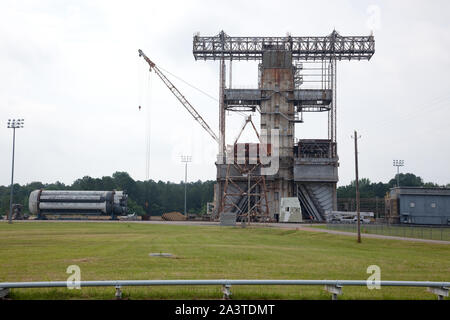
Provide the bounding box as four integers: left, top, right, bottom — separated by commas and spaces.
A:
324, 284, 343, 300
115, 285, 122, 299
219, 58, 226, 160
260, 50, 295, 218
427, 287, 449, 300
0, 288, 10, 299
333, 59, 337, 144
222, 284, 232, 300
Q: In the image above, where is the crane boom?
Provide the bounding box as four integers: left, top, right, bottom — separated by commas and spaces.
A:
138, 49, 219, 144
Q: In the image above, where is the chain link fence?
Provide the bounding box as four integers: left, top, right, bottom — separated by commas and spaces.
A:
325, 222, 450, 241
338, 198, 386, 218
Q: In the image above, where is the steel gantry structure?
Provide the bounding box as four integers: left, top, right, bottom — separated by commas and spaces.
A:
193, 30, 375, 61
193, 30, 374, 223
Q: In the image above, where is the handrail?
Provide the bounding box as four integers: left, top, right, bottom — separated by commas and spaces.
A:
1, 279, 449, 300
1, 279, 449, 288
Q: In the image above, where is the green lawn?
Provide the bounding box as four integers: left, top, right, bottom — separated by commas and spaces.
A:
0, 222, 449, 300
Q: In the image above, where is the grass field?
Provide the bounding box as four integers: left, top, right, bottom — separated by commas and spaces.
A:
0, 222, 449, 300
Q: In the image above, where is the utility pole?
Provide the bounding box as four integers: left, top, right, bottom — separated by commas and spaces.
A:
393, 160, 404, 187
181, 156, 192, 219
353, 131, 361, 243
7, 119, 24, 224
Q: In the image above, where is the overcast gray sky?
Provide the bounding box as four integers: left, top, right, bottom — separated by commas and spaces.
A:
1, 0, 449, 187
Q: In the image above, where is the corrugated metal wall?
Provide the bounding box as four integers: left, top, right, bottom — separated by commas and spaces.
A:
399, 194, 450, 225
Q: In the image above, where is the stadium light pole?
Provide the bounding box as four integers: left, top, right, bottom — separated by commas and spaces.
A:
393, 160, 404, 187
7, 119, 24, 224
181, 156, 192, 219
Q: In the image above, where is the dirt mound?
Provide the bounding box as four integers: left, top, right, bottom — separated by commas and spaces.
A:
161, 211, 186, 221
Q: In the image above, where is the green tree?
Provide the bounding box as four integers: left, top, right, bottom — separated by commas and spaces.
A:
127, 198, 145, 216
113, 172, 136, 195
388, 173, 423, 188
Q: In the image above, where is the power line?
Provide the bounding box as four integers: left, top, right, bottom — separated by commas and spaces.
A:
158, 65, 218, 102
158, 65, 247, 118
366, 93, 450, 131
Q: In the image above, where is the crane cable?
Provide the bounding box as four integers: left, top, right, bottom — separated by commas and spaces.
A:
158, 65, 247, 118
138, 58, 152, 181
145, 71, 152, 181
367, 92, 450, 131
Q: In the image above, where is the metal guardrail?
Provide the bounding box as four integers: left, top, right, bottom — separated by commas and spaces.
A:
1, 279, 449, 300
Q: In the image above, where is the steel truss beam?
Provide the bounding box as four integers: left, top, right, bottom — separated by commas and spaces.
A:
193, 30, 375, 61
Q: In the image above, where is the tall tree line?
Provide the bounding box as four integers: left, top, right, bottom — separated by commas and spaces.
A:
1, 172, 448, 216
337, 173, 449, 199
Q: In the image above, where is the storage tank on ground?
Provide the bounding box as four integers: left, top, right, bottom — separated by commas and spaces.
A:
29, 190, 128, 219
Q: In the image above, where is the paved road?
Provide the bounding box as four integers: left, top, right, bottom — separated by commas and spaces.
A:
2, 219, 449, 245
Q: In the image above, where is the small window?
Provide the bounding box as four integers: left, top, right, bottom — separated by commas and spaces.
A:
274, 192, 279, 201
410, 202, 415, 208
431, 203, 436, 208
286, 207, 290, 212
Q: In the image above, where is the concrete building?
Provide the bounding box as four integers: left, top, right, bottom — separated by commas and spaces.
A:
279, 197, 302, 223
386, 187, 450, 225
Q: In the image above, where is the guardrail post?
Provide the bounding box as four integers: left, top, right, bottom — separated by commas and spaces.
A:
427, 287, 449, 300
115, 285, 122, 300
222, 284, 232, 300
324, 284, 342, 300
0, 288, 9, 299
